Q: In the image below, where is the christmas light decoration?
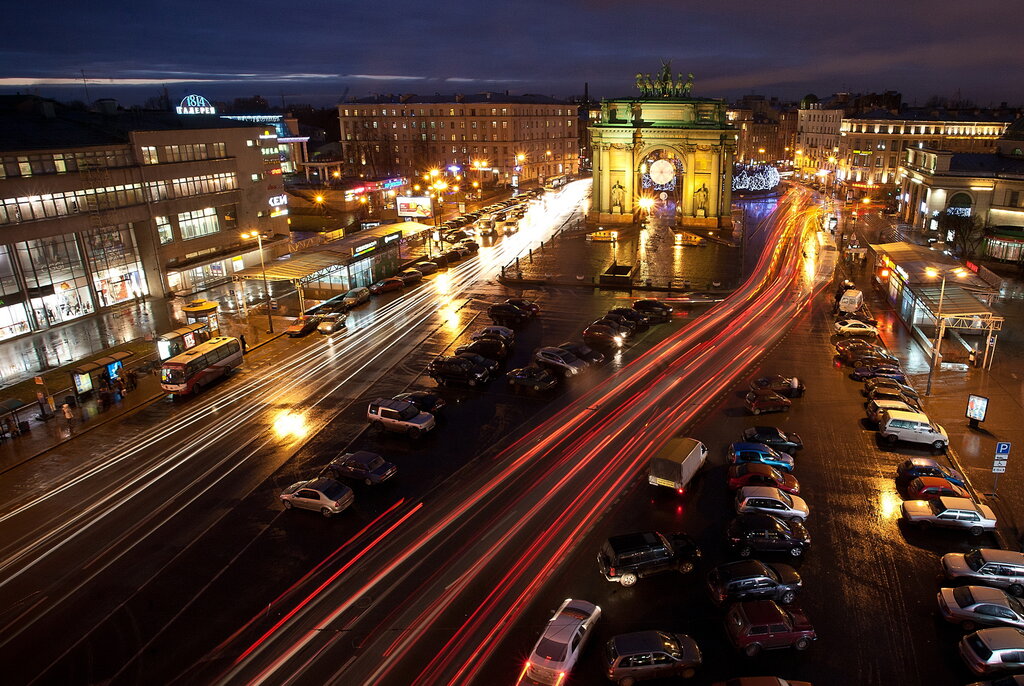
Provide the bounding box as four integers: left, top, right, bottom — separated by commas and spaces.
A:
732, 164, 780, 192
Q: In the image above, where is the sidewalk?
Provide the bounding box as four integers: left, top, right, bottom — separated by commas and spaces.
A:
0, 330, 287, 474
839, 216, 1024, 551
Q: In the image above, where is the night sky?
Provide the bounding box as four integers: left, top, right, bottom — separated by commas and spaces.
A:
4, 0, 1021, 107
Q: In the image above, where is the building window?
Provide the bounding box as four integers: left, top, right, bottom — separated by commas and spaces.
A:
1008, 190, 1021, 207
177, 207, 220, 240
211, 142, 226, 158
156, 216, 174, 244
141, 146, 159, 164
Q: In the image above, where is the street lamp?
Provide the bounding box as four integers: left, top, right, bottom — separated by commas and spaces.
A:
924, 266, 967, 395
241, 230, 274, 334
432, 180, 448, 227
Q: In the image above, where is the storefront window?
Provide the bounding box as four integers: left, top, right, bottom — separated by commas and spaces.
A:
16, 236, 94, 325
85, 225, 147, 306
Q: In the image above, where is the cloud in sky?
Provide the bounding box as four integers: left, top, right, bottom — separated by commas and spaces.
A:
3, 0, 1020, 105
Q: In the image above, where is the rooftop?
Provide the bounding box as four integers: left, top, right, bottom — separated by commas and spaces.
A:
344, 92, 570, 106
847, 107, 1018, 124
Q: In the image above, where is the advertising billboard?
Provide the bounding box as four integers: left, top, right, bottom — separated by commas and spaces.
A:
966, 394, 989, 422
397, 196, 432, 219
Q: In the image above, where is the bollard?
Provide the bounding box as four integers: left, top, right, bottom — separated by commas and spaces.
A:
529, 248, 533, 263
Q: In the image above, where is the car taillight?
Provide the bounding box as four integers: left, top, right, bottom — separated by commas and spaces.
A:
608, 566, 616, 577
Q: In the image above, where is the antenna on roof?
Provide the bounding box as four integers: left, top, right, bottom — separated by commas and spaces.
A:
80, 69, 92, 105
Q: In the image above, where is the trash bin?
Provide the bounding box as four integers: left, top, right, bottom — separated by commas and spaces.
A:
18, 421, 30, 433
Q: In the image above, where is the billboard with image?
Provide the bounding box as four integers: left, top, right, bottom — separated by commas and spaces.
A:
397, 196, 432, 219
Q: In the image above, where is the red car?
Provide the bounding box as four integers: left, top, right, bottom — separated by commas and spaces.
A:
369, 277, 404, 294
906, 476, 970, 500
743, 389, 791, 415
727, 463, 800, 494
725, 599, 816, 657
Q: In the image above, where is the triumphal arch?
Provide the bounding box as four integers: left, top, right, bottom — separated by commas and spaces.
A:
589, 66, 736, 228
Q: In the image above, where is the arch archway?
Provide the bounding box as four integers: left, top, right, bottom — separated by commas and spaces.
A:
947, 192, 974, 217
636, 148, 686, 221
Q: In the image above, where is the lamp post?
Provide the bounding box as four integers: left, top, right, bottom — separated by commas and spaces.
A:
924, 266, 967, 396
241, 231, 274, 334
432, 180, 447, 228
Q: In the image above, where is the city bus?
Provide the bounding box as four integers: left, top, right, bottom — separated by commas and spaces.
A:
543, 175, 568, 192
160, 336, 243, 395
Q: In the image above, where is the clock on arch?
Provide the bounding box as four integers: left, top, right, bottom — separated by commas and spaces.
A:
649, 159, 675, 185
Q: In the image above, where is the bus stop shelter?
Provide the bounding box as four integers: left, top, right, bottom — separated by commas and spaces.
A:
69, 351, 134, 400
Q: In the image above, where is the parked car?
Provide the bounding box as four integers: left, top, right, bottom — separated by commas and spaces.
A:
455, 352, 499, 376
366, 397, 436, 438
943, 549, 1024, 596
749, 375, 805, 398
896, 457, 966, 487
414, 261, 439, 276
863, 377, 920, 400
607, 307, 650, 331
471, 325, 515, 346
836, 342, 891, 363
879, 409, 948, 450
558, 341, 605, 366
835, 337, 877, 355
866, 386, 921, 409
850, 351, 902, 369
741, 426, 803, 452
583, 324, 624, 349
316, 313, 347, 335
865, 398, 918, 425
632, 298, 673, 322
711, 679, 812, 686
279, 478, 354, 517
534, 346, 587, 377
960, 627, 1024, 675
744, 389, 792, 415
427, 355, 490, 387
939, 585, 1024, 631
707, 559, 803, 606
840, 310, 879, 326
728, 442, 795, 472
505, 298, 540, 316
341, 286, 371, 309
456, 337, 510, 362
834, 319, 879, 337
443, 248, 464, 263
506, 365, 558, 392
736, 486, 809, 521
487, 302, 531, 327
595, 314, 637, 338
522, 598, 601, 685
901, 496, 997, 535
285, 315, 322, 337
459, 239, 479, 253
603, 631, 702, 683
397, 268, 423, 286
727, 463, 800, 494
392, 391, 446, 416
851, 364, 906, 383
728, 513, 811, 558
724, 600, 816, 656
906, 476, 970, 500
320, 450, 396, 485
369, 277, 404, 294
597, 531, 702, 586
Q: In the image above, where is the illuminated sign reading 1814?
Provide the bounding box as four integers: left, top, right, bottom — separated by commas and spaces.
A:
176, 94, 216, 115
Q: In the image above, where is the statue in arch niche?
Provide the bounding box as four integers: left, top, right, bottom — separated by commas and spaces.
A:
611, 181, 626, 212
693, 183, 709, 215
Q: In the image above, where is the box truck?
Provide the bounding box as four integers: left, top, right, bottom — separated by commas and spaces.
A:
648, 437, 708, 493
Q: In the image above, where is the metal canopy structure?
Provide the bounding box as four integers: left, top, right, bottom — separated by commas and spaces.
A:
233, 250, 350, 283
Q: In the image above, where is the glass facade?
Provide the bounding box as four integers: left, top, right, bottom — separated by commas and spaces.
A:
84, 225, 147, 307
15, 235, 95, 329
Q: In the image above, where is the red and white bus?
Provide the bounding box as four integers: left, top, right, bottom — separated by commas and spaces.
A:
160, 336, 243, 395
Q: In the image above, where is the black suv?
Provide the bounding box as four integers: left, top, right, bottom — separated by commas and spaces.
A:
487, 303, 530, 327
427, 356, 490, 387
727, 513, 810, 558
505, 298, 539, 317
597, 531, 702, 587
706, 559, 803, 606
633, 299, 673, 323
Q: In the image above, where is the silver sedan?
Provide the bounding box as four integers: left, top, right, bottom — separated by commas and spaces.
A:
940, 585, 1024, 631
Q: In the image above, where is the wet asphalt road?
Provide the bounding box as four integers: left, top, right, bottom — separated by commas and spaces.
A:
0, 188, 987, 685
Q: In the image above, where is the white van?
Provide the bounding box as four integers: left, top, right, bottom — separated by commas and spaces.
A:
878, 409, 948, 450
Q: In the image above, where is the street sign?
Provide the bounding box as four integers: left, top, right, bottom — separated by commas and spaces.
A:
994, 459, 1008, 468
993, 466, 1007, 474
997, 442, 1011, 456
990, 336, 997, 346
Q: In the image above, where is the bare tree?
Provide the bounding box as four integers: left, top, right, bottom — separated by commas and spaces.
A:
937, 210, 986, 258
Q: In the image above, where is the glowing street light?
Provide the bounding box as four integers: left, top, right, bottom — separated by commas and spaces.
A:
924, 266, 968, 395
241, 230, 274, 334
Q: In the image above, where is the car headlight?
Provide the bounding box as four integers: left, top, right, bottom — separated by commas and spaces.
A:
614, 335, 624, 345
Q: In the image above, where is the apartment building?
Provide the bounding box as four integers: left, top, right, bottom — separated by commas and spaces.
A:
337, 93, 579, 186
0, 96, 288, 341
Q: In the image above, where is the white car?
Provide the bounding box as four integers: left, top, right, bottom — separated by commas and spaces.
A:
521, 598, 601, 685
534, 347, 587, 376
735, 486, 809, 521
834, 319, 879, 337
901, 496, 997, 535
280, 478, 354, 517
961, 627, 1024, 675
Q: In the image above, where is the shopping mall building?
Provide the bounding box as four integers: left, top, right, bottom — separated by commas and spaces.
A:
0, 95, 289, 341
